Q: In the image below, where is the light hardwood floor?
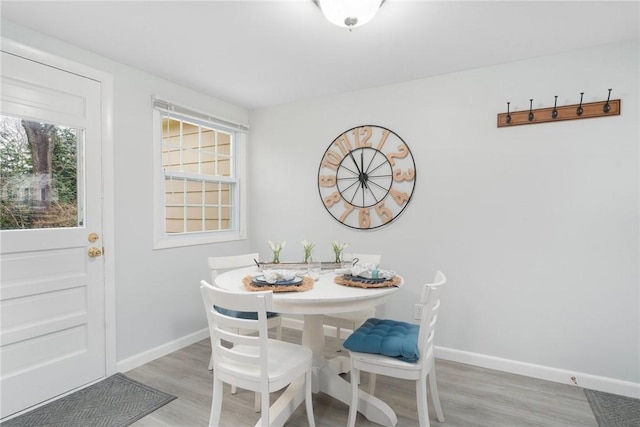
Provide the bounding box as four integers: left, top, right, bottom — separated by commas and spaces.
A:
127, 328, 597, 427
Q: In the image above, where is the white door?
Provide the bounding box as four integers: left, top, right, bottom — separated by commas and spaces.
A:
0, 51, 105, 418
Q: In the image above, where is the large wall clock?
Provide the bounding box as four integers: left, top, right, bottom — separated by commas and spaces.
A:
317, 125, 416, 230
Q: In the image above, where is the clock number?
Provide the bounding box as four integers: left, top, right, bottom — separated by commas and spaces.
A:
354, 126, 372, 148
322, 149, 344, 171
324, 191, 342, 208
386, 144, 409, 166
393, 168, 415, 182
358, 208, 371, 229
319, 175, 336, 187
389, 188, 410, 206
333, 133, 353, 156
375, 201, 393, 224
375, 129, 390, 150
339, 202, 355, 222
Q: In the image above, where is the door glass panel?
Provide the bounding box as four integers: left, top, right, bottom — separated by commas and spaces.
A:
0, 115, 83, 230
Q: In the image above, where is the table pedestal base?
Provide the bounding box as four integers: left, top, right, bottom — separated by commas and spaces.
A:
327, 354, 350, 374
259, 314, 397, 427
263, 364, 397, 427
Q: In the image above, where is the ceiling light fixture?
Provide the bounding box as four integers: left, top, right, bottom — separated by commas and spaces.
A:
313, 0, 385, 30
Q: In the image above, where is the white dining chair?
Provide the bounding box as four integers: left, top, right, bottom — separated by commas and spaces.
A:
200, 280, 315, 427
208, 253, 283, 411
345, 271, 447, 427
208, 253, 283, 370
322, 253, 382, 344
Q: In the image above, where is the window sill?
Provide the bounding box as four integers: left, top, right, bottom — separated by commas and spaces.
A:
153, 230, 247, 250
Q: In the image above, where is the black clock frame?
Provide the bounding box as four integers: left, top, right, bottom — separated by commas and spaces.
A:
317, 125, 416, 230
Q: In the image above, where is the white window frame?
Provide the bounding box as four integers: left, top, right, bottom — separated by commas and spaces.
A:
152, 97, 248, 249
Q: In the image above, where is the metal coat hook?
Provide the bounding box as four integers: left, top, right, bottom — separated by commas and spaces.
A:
498, 89, 620, 127
577, 92, 584, 116
603, 88, 612, 113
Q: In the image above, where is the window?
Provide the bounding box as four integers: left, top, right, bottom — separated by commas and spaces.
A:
153, 99, 248, 249
0, 114, 82, 230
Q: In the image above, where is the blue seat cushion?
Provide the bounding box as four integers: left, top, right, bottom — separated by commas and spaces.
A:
214, 306, 279, 320
343, 318, 420, 363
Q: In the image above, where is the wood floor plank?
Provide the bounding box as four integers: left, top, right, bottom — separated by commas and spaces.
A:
126, 328, 597, 427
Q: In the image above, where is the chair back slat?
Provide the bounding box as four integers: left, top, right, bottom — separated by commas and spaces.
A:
211, 311, 264, 331
212, 322, 259, 346
200, 280, 271, 379
417, 271, 446, 370
215, 343, 261, 365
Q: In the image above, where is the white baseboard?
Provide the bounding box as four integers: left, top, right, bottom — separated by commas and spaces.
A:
117, 321, 640, 400
283, 316, 639, 398
435, 346, 640, 399
117, 328, 209, 373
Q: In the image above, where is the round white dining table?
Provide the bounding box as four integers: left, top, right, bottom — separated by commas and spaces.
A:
215, 266, 402, 427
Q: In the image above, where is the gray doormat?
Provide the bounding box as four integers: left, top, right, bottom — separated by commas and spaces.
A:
1, 373, 176, 427
585, 389, 640, 426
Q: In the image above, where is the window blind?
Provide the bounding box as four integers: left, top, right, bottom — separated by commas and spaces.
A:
152, 97, 249, 133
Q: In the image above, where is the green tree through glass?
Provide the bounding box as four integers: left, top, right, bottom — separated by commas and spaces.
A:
0, 115, 79, 229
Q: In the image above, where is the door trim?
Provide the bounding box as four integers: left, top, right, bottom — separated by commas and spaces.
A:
1, 38, 116, 379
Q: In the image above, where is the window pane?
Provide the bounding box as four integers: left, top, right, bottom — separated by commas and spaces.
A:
165, 205, 184, 234
204, 182, 218, 204
201, 128, 215, 149
160, 112, 238, 238
205, 207, 219, 231
218, 158, 231, 177
163, 176, 234, 234
220, 183, 231, 204
218, 132, 231, 155
201, 152, 216, 175
161, 117, 234, 178
165, 188, 184, 205
162, 118, 182, 172
186, 206, 202, 220
182, 122, 199, 149
186, 181, 203, 204
0, 115, 81, 230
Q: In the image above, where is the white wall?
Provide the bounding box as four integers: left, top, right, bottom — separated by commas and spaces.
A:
248, 40, 639, 394
1, 21, 252, 364
4, 20, 638, 397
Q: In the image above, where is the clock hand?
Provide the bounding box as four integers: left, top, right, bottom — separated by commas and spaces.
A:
360, 150, 369, 189
348, 150, 368, 193
348, 151, 361, 175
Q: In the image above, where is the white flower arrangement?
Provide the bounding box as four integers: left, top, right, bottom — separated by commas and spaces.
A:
268, 240, 285, 264
330, 240, 349, 263
301, 239, 316, 263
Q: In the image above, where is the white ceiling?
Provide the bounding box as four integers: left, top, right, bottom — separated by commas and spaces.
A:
2, 1, 639, 110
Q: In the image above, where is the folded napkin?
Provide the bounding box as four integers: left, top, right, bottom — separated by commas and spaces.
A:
348, 263, 395, 280
261, 269, 297, 284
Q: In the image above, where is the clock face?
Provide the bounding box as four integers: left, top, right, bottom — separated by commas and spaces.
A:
317, 125, 416, 230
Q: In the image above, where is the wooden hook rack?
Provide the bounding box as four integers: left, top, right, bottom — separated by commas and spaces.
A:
497, 95, 621, 128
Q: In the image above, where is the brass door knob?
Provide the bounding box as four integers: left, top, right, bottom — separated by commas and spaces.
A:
88, 247, 103, 258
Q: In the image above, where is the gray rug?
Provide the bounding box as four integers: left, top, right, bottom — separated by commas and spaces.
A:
585, 389, 640, 426
1, 373, 176, 427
